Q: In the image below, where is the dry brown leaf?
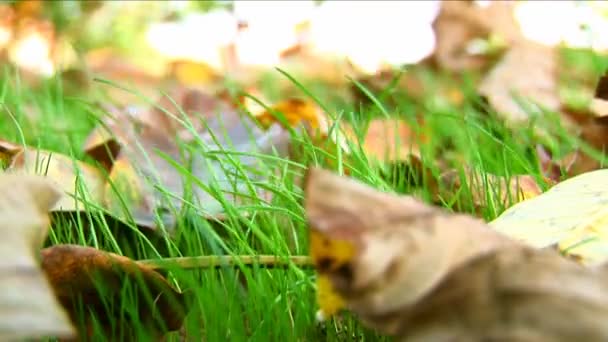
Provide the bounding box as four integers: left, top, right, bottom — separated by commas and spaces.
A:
372, 247, 608, 341
305, 167, 514, 320
432, 0, 520, 72
305, 168, 608, 341
479, 40, 560, 124
354, 118, 423, 163
41, 244, 188, 340
7, 148, 105, 212
0, 173, 75, 340
438, 168, 544, 213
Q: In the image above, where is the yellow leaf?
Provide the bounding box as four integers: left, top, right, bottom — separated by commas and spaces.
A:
490, 169, 608, 265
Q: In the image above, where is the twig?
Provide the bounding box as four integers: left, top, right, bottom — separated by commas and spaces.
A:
137, 255, 314, 270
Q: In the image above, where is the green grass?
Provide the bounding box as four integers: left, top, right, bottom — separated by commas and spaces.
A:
0, 47, 606, 341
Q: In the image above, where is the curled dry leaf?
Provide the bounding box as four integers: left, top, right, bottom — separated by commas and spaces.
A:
438, 168, 543, 214
41, 244, 188, 340
0, 173, 75, 340
490, 169, 608, 266
305, 168, 608, 341
478, 40, 560, 124
304, 167, 513, 321
379, 246, 608, 341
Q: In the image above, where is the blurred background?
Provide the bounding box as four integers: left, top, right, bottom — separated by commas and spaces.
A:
2, 0, 607, 98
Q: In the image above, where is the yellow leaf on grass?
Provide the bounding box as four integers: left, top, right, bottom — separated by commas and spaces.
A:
490, 169, 608, 265
255, 98, 328, 133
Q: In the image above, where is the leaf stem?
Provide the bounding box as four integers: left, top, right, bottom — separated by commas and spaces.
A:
138, 255, 313, 270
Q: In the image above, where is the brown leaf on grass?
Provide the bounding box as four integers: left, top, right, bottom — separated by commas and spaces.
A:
438, 168, 544, 213
7, 148, 106, 212
41, 244, 188, 340
0, 139, 105, 212
0, 174, 75, 340
247, 96, 354, 175
540, 147, 604, 181
305, 168, 608, 341
305, 167, 514, 321
353, 118, 423, 163
377, 247, 608, 341
432, 0, 520, 72
478, 40, 560, 124
167, 60, 221, 87
255, 98, 328, 134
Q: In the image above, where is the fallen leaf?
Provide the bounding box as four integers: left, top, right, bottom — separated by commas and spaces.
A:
305, 168, 608, 341
8, 148, 105, 212
352, 118, 423, 163
41, 244, 188, 340
478, 40, 560, 124
304, 167, 513, 321
490, 169, 608, 265
367, 246, 608, 341
168, 60, 221, 87
0, 173, 75, 340
432, 0, 520, 72
255, 98, 328, 135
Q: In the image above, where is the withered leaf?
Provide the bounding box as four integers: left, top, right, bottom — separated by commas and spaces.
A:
41, 244, 188, 340
478, 40, 560, 124
7, 148, 105, 212
0, 173, 75, 340
305, 167, 514, 320
371, 247, 608, 341
350, 118, 423, 163
305, 168, 608, 341
254, 98, 329, 135
432, 1, 520, 72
